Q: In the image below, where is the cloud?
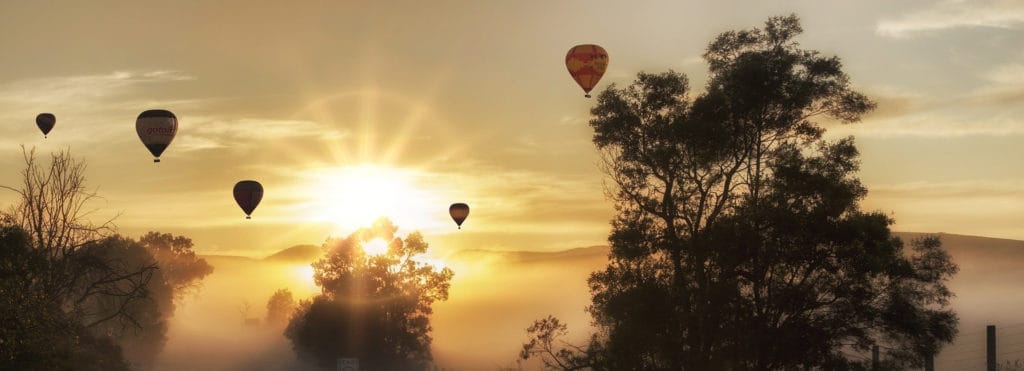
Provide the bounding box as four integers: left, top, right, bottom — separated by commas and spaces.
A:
832, 114, 1024, 138
877, 0, 1024, 38
828, 67, 1024, 138
981, 63, 1024, 85
0, 70, 193, 107
0, 70, 347, 152
869, 180, 1024, 199
177, 117, 349, 151
862, 180, 1024, 239
0, 70, 199, 140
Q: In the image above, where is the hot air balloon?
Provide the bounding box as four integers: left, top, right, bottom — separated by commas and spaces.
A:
449, 203, 470, 229
36, 113, 56, 138
233, 180, 263, 220
565, 44, 609, 98
136, 109, 177, 163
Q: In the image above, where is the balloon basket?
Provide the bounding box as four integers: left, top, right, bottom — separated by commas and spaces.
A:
585, 94, 591, 98
153, 159, 160, 163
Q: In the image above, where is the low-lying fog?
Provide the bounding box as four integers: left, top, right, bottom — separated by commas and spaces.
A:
153, 233, 1024, 370
155, 246, 606, 370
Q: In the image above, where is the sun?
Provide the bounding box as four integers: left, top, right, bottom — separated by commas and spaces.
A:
298, 164, 443, 233
363, 237, 389, 256
294, 264, 316, 288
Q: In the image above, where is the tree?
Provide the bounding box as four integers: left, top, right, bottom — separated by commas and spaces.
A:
520, 316, 604, 371
285, 218, 454, 370
138, 231, 214, 295
79, 235, 171, 369
69, 232, 212, 368
266, 288, 296, 326
523, 14, 957, 370
0, 147, 159, 368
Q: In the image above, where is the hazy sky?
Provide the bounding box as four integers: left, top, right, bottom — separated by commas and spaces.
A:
1, 0, 1022, 256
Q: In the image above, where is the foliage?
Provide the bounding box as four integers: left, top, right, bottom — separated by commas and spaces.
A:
523, 14, 957, 370
286, 218, 453, 370
520, 316, 604, 371
266, 288, 296, 326
1, 148, 211, 369
1000, 359, 1024, 371
0, 225, 132, 370
139, 231, 214, 296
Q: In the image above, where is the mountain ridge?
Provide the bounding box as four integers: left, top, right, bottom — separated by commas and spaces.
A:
202, 232, 1024, 263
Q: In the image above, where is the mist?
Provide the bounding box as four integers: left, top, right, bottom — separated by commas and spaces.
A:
152, 246, 607, 370
146, 232, 1024, 370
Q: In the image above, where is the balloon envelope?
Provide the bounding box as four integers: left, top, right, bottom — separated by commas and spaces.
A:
233, 180, 264, 219
36, 113, 55, 138
565, 44, 609, 98
449, 203, 470, 229
136, 109, 178, 162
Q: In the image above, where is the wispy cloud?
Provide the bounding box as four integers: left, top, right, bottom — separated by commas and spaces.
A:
877, 0, 1024, 38
177, 117, 349, 151
0, 71, 348, 152
869, 180, 1024, 199
0, 70, 193, 107
0, 70, 200, 148
829, 66, 1024, 138
863, 180, 1024, 239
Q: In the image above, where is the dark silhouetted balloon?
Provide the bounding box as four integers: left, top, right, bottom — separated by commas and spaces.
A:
136, 109, 177, 163
449, 203, 469, 229
565, 44, 609, 98
36, 113, 56, 138
233, 180, 264, 220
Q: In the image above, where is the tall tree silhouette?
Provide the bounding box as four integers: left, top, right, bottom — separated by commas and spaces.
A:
523, 14, 957, 370
0, 148, 155, 370
286, 218, 453, 370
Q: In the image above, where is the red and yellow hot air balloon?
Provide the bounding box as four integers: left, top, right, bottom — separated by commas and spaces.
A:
565, 44, 609, 98
233, 180, 264, 220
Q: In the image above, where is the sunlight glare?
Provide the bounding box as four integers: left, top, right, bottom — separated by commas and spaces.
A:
412, 255, 449, 271
295, 264, 316, 289
364, 237, 389, 256
299, 165, 443, 233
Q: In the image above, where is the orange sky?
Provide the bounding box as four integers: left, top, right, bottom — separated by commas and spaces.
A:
1, 0, 1022, 256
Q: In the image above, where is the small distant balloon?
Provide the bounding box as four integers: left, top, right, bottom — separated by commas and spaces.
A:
36, 113, 56, 138
565, 44, 609, 98
449, 203, 470, 230
233, 180, 264, 220
136, 109, 178, 163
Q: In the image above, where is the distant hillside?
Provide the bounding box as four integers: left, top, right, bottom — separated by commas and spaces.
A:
262, 244, 321, 263
224, 232, 1024, 267
198, 254, 257, 263
217, 231, 1024, 269
451, 245, 608, 264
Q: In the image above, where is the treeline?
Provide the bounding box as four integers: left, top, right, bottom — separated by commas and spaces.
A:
0, 148, 212, 370
521, 15, 959, 370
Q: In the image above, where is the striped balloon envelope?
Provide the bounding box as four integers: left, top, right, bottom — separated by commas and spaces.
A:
565, 44, 609, 98
136, 109, 178, 163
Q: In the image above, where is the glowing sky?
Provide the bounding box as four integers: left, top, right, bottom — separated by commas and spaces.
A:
1, 0, 1022, 255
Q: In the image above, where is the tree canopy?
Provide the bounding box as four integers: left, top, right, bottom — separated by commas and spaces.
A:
286, 218, 454, 370
1, 148, 212, 369
266, 288, 296, 326
523, 14, 957, 370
